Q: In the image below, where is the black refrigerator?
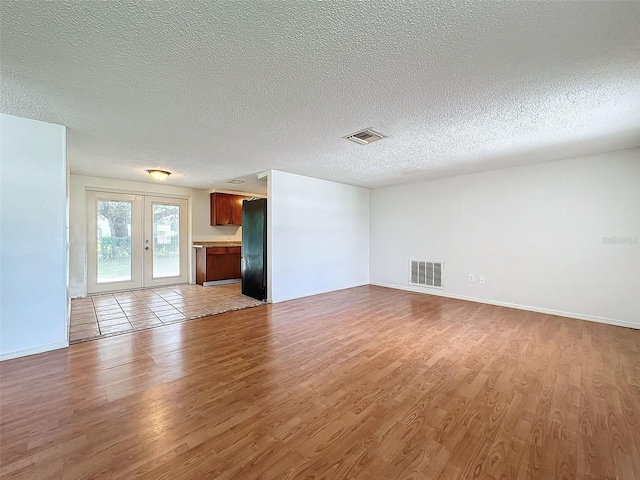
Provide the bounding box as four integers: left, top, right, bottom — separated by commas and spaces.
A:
241, 198, 267, 301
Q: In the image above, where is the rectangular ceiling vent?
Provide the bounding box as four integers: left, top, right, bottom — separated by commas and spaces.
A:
409, 259, 443, 288
344, 128, 386, 145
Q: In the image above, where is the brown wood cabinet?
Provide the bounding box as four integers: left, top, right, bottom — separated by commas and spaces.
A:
210, 193, 246, 226
195, 246, 242, 285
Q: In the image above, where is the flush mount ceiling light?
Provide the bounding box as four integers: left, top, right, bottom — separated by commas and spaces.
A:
226, 179, 245, 185
343, 128, 387, 145
147, 169, 171, 181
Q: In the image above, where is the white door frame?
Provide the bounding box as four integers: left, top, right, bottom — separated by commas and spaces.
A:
87, 190, 190, 294
87, 191, 143, 293
143, 196, 189, 287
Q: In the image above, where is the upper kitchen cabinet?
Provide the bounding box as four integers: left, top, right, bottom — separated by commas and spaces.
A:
210, 193, 246, 226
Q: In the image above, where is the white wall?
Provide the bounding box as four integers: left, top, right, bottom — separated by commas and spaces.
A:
268, 170, 370, 303
192, 188, 267, 243
68, 176, 261, 296
370, 149, 640, 329
0, 114, 68, 360
192, 189, 244, 243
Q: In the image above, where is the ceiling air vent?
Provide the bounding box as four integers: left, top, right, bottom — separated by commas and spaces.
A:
410, 259, 443, 288
344, 128, 386, 145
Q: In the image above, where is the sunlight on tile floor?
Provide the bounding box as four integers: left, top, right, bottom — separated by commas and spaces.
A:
70, 283, 264, 343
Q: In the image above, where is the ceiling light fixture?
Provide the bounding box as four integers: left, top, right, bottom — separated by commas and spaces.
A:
147, 169, 171, 181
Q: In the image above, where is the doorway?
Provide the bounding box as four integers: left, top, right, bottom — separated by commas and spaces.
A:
87, 191, 189, 293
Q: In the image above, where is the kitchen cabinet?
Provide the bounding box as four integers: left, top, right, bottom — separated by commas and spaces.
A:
210, 193, 246, 226
195, 246, 242, 285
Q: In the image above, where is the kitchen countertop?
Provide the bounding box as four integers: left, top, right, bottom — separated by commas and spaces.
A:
193, 241, 241, 248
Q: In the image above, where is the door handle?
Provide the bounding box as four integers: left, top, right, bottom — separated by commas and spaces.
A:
145, 246, 149, 251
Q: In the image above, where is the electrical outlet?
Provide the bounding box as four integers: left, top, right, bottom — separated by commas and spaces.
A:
469, 274, 474, 282
479, 276, 485, 284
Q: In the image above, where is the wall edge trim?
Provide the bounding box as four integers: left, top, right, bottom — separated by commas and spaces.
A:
271, 281, 370, 304
370, 282, 639, 330
0, 341, 69, 362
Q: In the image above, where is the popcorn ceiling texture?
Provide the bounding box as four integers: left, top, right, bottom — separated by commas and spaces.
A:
1, 1, 639, 189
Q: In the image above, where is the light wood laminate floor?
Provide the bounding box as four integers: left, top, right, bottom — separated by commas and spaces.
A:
2, 285, 639, 479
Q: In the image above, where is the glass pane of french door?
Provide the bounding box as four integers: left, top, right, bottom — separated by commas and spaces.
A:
152, 203, 180, 278
143, 196, 189, 287
96, 199, 133, 283
87, 192, 143, 294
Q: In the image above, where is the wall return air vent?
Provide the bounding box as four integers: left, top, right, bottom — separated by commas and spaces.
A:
343, 128, 387, 145
410, 260, 443, 288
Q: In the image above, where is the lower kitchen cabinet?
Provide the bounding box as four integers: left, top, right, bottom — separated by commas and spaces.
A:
195, 246, 241, 285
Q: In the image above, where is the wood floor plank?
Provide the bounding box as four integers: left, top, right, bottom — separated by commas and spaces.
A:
1, 285, 639, 479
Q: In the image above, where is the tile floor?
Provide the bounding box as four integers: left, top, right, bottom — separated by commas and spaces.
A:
69, 283, 264, 343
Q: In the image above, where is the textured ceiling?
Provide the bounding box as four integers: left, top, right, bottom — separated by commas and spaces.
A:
1, 1, 639, 190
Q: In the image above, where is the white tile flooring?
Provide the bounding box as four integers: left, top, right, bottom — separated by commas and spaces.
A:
69, 283, 264, 343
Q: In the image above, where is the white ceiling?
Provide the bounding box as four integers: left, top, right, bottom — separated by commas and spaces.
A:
1, 1, 639, 191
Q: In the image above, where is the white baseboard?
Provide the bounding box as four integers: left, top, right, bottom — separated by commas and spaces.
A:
203, 278, 241, 286
370, 282, 639, 330
0, 340, 69, 362
272, 281, 370, 304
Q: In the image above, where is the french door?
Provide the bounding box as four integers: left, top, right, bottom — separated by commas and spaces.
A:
87, 191, 189, 293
